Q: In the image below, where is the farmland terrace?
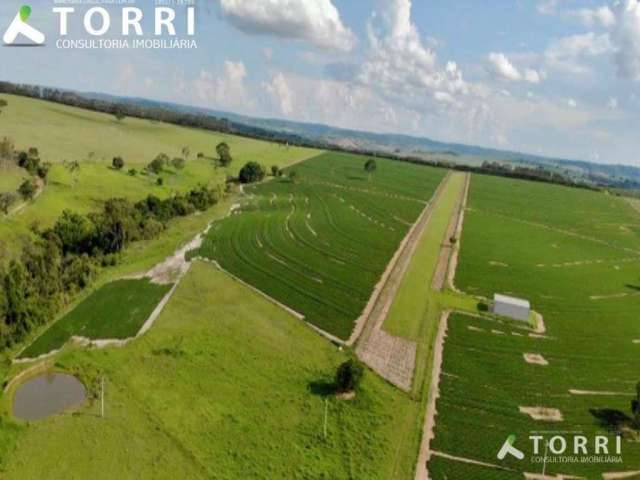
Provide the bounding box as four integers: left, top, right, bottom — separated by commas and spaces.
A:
428, 174, 640, 478
191, 151, 447, 340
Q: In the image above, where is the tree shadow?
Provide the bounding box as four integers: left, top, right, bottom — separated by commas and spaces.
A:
346, 175, 366, 182
625, 284, 640, 292
477, 302, 489, 312
590, 408, 635, 434
308, 379, 336, 398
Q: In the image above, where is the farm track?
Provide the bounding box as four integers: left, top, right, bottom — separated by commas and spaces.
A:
355, 173, 470, 392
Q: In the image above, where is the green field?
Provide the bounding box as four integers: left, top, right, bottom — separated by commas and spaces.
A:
429, 174, 640, 477
192, 152, 446, 339
1, 262, 420, 479
19, 279, 172, 359
0, 94, 319, 253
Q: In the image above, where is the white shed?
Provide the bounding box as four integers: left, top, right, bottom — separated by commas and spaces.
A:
492, 294, 530, 322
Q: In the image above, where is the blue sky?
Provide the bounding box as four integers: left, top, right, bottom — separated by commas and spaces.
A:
1, 0, 639, 165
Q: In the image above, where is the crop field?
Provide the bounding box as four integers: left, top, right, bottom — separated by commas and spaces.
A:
429, 174, 640, 478
19, 279, 172, 359
1, 262, 419, 480
192, 152, 446, 339
0, 94, 319, 252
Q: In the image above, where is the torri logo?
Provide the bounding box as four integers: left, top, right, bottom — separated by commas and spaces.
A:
3, 5, 45, 46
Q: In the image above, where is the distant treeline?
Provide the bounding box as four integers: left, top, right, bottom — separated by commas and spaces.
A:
0, 185, 222, 350
0, 81, 602, 191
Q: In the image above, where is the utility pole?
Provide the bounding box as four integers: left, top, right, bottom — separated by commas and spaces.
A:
101, 377, 105, 418
323, 399, 328, 440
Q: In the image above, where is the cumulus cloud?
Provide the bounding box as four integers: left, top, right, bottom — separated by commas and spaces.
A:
544, 32, 613, 74
612, 0, 640, 80
192, 60, 254, 112
487, 52, 543, 83
218, 0, 355, 51
264, 73, 294, 115
571, 6, 616, 28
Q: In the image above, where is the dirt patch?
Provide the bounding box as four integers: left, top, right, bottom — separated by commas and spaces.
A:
519, 406, 564, 422
590, 293, 628, 300
336, 391, 356, 401
147, 233, 204, 285
489, 261, 509, 267
568, 389, 627, 396
603, 471, 640, 480
524, 353, 549, 366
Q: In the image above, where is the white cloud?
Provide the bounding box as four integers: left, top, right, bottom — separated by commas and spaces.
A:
192, 60, 254, 112
612, 0, 640, 80
572, 6, 616, 28
568, 98, 578, 108
487, 52, 543, 83
544, 32, 613, 74
219, 0, 356, 51
607, 96, 619, 109
264, 73, 294, 115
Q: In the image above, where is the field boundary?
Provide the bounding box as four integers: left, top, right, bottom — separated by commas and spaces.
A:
349, 172, 452, 347
13, 225, 209, 364
414, 310, 450, 480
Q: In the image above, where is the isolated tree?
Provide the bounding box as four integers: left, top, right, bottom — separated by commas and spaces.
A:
18, 180, 37, 200
239, 162, 266, 184
64, 160, 81, 187
364, 159, 377, 181
112, 156, 125, 170
181, 146, 191, 160
36, 162, 52, 182
128, 168, 137, 176
0, 137, 14, 170
114, 108, 126, 122
0, 192, 17, 214
171, 157, 186, 170
157, 177, 164, 186
632, 382, 640, 425
271, 165, 280, 177
0, 99, 7, 108
335, 359, 364, 394
147, 154, 168, 175
216, 142, 232, 167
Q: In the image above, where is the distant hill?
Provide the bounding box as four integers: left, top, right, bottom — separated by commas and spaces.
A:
78, 91, 640, 189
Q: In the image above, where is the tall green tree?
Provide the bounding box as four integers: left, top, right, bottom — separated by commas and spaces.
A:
364, 159, 377, 182
216, 142, 232, 167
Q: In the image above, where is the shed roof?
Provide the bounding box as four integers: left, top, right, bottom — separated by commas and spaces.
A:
494, 294, 530, 309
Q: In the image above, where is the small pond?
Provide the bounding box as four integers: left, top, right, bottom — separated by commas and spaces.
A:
12, 373, 86, 421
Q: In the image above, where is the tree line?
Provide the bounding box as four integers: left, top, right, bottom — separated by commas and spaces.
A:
0, 184, 222, 349
0, 82, 606, 192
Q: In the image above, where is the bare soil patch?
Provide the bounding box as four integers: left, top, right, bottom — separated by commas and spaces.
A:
524, 353, 549, 366
519, 406, 564, 422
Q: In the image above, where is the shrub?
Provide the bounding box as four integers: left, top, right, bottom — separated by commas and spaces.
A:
18, 180, 37, 200
112, 157, 125, 170
239, 162, 266, 184
156, 177, 164, 186
128, 168, 137, 176
171, 157, 186, 170
0, 192, 17, 214
335, 359, 364, 393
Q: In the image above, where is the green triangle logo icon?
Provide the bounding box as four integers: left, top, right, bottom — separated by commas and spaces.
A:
19, 5, 32, 23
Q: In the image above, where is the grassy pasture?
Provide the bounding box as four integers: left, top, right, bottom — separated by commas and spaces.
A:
1, 262, 419, 479
192, 152, 446, 339
429, 174, 640, 477
0, 94, 319, 253
19, 279, 172, 359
